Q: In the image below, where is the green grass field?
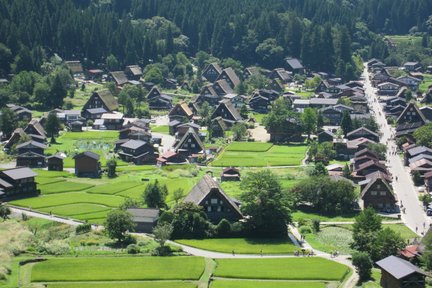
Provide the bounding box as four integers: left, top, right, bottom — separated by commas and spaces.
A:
304, 226, 354, 255
214, 258, 349, 281
151, 125, 170, 133
39, 181, 95, 194
419, 74, 432, 93
86, 181, 142, 195
212, 145, 307, 167
176, 238, 297, 254
48, 282, 196, 288
225, 142, 273, 152
292, 210, 359, 222
211, 280, 325, 288
38, 203, 110, 216
31, 257, 205, 282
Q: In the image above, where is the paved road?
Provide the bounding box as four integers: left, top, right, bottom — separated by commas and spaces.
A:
9, 206, 84, 226
363, 65, 430, 236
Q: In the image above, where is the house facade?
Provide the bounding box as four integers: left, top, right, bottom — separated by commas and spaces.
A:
73, 151, 101, 178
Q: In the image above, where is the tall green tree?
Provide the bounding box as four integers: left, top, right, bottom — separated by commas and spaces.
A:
0, 108, 17, 138
105, 210, 135, 243
351, 208, 382, 253
143, 180, 168, 209
301, 108, 317, 140
45, 111, 60, 142
340, 110, 353, 137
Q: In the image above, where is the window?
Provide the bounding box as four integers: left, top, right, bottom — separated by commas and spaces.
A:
377, 184, 381, 189
217, 206, 221, 212
211, 198, 218, 204
371, 191, 377, 196
378, 203, 383, 208
191, 143, 196, 148
188, 139, 192, 143
207, 206, 212, 212
380, 191, 386, 196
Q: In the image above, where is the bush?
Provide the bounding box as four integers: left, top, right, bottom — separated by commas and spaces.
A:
216, 219, 232, 237
352, 251, 373, 281
151, 245, 172, 256
312, 219, 320, 233
37, 240, 70, 255
75, 223, 92, 234
127, 244, 140, 254
299, 226, 312, 234
297, 218, 307, 227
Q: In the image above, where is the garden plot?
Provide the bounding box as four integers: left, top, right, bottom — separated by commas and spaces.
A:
48, 282, 197, 288
211, 281, 325, 288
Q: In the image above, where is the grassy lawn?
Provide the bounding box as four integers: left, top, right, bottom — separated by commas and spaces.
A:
387, 35, 422, 46
225, 142, 273, 152
86, 181, 142, 195
212, 145, 307, 167
249, 113, 267, 124
419, 74, 432, 93
292, 210, 358, 222
38, 203, 110, 216
48, 282, 197, 288
382, 224, 417, 240
46, 131, 122, 168
361, 268, 381, 288
151, 125, 170, 133
211, 280, 326, 288
39, 181, 95, 194
176, 238, 297, 254
214, 258, 350, 281
31, 257, 205, 282
304, 226, 354, 255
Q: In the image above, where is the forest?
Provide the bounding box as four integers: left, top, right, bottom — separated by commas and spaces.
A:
0, 0, 431, 80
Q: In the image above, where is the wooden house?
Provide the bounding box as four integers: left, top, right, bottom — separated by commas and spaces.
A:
156, 151, 187, 166
216, 67, 240, 89
8, 105, 32, 121
202, 63, 222, 83
47, 154, 64, 171
269, 68, 292, 84
376, 256, 426, 288
168, 102, 193, 122
210, 117, 227, 138
221, 167, 240, 181
285, 58, 305, 74
211, 100, 242, 126
146, 87, 173, 110
269, 117, 303, 143
24, 119, 47, 139
346, 127, 379, 142
0, 167, 38, 197
82, 90, 118, 119
65, 61, 84, 76
184, 174, 243, 223
73, 151, 101, 178
101, 113, 124, 130
174, 128, 205, 157
125, 65, 143, 81
16, 141, 47, 168
127, 208, 159, 233
403, 62, 421, 72
378, 82, 401, 96
110, 71, 128, 86
118, 140, 157, 165
320, 106, 343, 125
176, 123, 201, 140
4, 128, 27, 151
213, 79, 234, 96
318, 130, 335, 143
361, 174, 396, 211
70, 121, 83, 132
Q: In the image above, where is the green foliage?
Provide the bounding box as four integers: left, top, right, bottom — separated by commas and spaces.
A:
216, 219, 232, 238
340, 110, 353, 136
312, 219, 320, 233
143, 180, 168, 209
170, 202, 210, 239
413, 170, 423, 186
45, 111, 60, 138
301, 108, 317, 139
309, 162, 328, 177
0, 205, 11, 220
75, 223, 92, 234
127, 243, 140, 254
414, 123, 432, 148
0, 108, 17, 139
352, 251, 373, 281
119, 198, 140, 210
104, 210, 135, 243
292, 177, 357, 215
106, 159, 117, 178
231, 123, 248, 141
240, 170, 291, 237
366, 143, 387, 160
153, 223, 173, 248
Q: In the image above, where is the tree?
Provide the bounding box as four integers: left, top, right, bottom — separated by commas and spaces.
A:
255, 38, 284, 68
343, 163, 351, 179
351, 208, 382, 253
33, 81, 51, 105
104, 210, 135, 243
171, 202, 210, 239
119, 198, 140, 210
413, 170, 423, 186
153, 223, 173, 248
145, 67, 164, 85
352, 252, 373, 281
301, 108, 317, 140
0, 108, 17, 138
310, 162, 328, 176
143, 180, 168, 209
240, 170, 291, 237
366, 143, 387, 160
45, 111, 60, 142
50, 74, 67, 108
414, 123, 432, 148
240, 105, 249, 119
231, 123, 248, 141
173, 188, 184, 204
106, 54, 119, 71
340, 110, 353, 136
316, 112, 324, 131
0, 205, 11, 220
106, 159, 117, 178
372, 228, 404, 261
422, 229, 432, 270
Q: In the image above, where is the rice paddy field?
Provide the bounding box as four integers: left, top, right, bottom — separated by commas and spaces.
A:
212, 142, 307, 167
211, 281, 326, 288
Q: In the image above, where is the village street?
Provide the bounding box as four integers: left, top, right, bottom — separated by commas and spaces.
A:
362, 65, 430, 236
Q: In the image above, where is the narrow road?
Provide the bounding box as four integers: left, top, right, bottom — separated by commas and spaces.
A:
10, 206, 85, 227
363, 65, 430, 235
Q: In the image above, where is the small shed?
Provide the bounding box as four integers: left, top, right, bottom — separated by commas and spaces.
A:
47, 154, 64, 171
221, 167, 240, 181
70, 121, 83, 132
376, 255, 426, 288
73, 151, 101, 178
127, 208, 159, 233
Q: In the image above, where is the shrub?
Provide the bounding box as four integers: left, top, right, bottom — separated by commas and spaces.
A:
37, 240, 70, 255
297, 218, 307, 227
151, 245, 172, 256
216, 219, 232, 237
127, 244, 140, 254
352, 251, 373, 281
312, 219, 320, 233
75, 223, 92, 234
299, 226, 312, 234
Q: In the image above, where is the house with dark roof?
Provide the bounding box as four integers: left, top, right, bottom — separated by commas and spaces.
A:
7, 104, 32, 121
202, 63, 222, 83
47, 154, 64, 171
346, 127, 379, 142
221, 167, 240, 182
24, 119, 46, 139
0, 167, 38, 197
175, 123, 201, 140
127, 208, 159, 233
320, 106, 343, 125
211, 100, 242, 126
146, 87, 173, 109
309, 98, 338, 109
174, 128, 205, 157
118, 140, 157, 165
184, 174, 243, 223
110, 71, 129, 86
269, 117, 303, 143
101, 113, 124, 130
361, 174, 396, 212
285, 58, 304, 74
65, 61, 84, 76
168, 102, 193, 122
404, 146, 432, 166
213, 79, 234, 96
156, 151, 187, 166
16, 141, 47, 168
210, 116, 227, 138
403, 62, 421, 72
396, 103, 428, 137
73, 151, 101, 178
125, 65, 143, 81
376, 255, 426, 288
420, 106, 432, 122
216, 67, 240, 89
269, 68, 292, 84
82, 90, 118, 119
378, 82, 400, 96
268, 79, 284, 92
397, 75, 422, 91
4, 128, 27, 151
119, 126, 151, 142
318, 130, 335, 143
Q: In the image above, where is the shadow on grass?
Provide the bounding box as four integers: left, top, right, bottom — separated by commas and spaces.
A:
244, 237, 292, 245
